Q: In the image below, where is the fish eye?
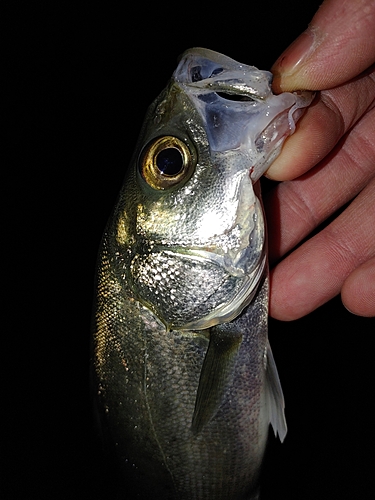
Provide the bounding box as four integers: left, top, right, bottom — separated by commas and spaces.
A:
139, 136, 196, 190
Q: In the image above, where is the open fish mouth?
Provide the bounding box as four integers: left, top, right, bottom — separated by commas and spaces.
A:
175, 48, 314, 182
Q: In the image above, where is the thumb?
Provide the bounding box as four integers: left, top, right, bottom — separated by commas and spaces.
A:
272, 0, 375, 92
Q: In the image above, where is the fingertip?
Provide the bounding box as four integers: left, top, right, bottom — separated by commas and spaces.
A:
341, 259, 375, 317
271, 29, 318, 93
265, 95, 331, 181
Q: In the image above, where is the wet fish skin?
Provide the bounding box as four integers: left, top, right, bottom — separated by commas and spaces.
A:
92, 48, 313, 499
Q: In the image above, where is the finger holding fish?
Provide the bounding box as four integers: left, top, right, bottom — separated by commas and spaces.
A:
264, 0, 375, 319
265, 94, 375, 264
266, 63, 375, 181
266, 105, 375, 319
272, 0, 375, 93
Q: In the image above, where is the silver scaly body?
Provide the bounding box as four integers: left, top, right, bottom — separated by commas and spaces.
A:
92, 48, 313, 499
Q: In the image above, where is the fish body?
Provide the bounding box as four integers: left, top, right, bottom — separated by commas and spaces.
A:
92, 48, 312, 499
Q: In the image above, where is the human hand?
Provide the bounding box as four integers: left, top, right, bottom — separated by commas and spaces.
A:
265, 0, 375, 320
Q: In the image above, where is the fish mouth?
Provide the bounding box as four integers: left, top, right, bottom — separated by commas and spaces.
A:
160, 246, 266, 330
174, 48, 313, 182
251, 97, 311, 182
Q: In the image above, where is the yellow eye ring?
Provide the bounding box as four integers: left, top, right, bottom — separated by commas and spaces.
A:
139, 136, 196, 190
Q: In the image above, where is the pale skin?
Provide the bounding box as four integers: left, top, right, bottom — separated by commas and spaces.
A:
265, 0, 375, 320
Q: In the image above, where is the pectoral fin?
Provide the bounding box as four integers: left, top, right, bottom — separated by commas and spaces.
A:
264, 340, 287, 442
191, 325, 242, 434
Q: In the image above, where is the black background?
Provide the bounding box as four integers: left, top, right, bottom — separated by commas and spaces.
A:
4, 1, 374, 499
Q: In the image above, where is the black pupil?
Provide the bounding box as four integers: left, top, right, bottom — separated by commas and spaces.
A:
156, 148, 184, 176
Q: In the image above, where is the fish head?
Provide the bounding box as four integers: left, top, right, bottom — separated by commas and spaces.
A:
114, 48, 313, 331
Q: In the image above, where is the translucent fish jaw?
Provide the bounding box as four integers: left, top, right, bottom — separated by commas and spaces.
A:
174, 48, 314, 181
175, 47, 274, 100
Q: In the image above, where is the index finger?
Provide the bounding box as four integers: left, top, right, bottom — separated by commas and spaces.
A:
265, 64, 375, 181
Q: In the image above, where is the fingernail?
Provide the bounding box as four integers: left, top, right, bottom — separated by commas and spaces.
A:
273, 29, 317, 77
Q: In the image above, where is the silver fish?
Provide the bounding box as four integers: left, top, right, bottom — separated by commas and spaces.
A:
92, 48, 313, 499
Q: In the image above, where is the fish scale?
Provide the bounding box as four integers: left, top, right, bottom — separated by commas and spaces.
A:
92, 48, 313, 499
